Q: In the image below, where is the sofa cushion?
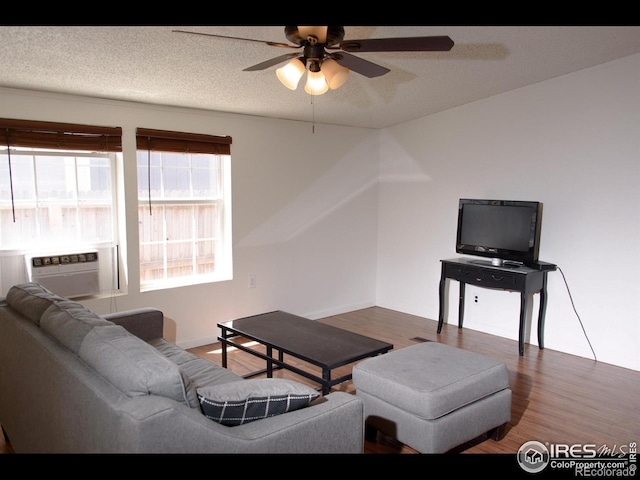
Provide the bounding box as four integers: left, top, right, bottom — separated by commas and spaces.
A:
78, 324, 192, 406
149, 337, 244, 408
5, 282, 66, 325
40, 299, 113, 354
149, 337, 244, 387
197, 378, 319, 426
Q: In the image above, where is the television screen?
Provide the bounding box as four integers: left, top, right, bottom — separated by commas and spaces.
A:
456, 199, 542, 266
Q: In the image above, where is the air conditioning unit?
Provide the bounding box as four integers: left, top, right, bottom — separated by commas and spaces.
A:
26, 250, 100, 298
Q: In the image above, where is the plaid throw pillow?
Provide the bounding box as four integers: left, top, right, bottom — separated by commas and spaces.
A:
197, 378, 319, 426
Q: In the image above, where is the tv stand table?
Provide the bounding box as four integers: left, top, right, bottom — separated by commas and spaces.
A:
438, 258, 554, 356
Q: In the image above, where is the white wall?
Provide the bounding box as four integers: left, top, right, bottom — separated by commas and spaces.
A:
0, 88, 380, 347
2, 52, 638, 372
377, 54, 640, 371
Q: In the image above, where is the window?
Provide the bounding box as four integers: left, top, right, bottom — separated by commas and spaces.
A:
0, 119, 122, 296
136, 128, 232, 290
0, 150, 116, 249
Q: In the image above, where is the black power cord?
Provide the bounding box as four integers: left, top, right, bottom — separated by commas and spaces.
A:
557, 266, 597, 362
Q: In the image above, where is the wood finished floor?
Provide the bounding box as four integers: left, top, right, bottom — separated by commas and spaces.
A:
2, 306, 638, 455
187, 307, 640, 454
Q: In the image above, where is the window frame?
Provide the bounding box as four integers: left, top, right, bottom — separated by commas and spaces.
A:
0, 146, 122, 297
0, 148, 118, 249
136, 148, 232, 292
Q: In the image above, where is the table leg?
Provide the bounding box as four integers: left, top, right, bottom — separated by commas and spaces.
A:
438, 268, 446, 333
519, 292, 527, 356
266, 345, 273, 377
321, 367, 331, 396
458, 282, 466, 328
220, 326, 228, 368
538, 273, 548, 350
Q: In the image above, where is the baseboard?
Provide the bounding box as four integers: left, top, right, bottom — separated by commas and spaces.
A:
177, 334, 220, 350
303, 301, 376, 320
176, 301, 377, 350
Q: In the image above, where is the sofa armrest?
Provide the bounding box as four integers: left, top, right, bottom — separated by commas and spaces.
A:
101, 308, 164, 341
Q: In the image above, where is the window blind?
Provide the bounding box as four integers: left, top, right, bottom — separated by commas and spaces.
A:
136, 128, 232, 155
0, 118, 122, 152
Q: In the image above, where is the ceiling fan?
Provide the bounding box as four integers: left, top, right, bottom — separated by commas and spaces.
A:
173, 26, 454, 95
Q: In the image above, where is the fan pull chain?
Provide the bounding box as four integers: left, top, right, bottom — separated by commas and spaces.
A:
147, 137, 152, 216
311, 94, 315, 134
5, 128, 16, 222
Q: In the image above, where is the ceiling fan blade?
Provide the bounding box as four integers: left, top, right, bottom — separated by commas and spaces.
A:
339, 35, 454, 53
243, 53, 301, 71
331, 52, 390, 78
172, 29, 298, 49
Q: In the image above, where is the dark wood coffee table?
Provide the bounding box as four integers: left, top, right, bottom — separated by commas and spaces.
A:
218, 311, 393, 395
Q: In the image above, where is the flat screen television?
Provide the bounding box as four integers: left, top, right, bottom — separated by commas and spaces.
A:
456, 199, 542, 267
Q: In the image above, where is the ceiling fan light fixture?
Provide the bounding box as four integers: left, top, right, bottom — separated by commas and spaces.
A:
304, 70, 329, 95
177, 27, 456, 97
298, 26, 328, 44
276, 58, 306, 90
321, 58, 350, 90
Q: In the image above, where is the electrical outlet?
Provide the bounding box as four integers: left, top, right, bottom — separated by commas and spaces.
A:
249, 274, 256, 289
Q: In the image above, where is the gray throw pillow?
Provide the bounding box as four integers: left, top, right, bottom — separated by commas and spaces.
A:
197, 378, 319, 426
79, 324, 191, 406
5, 282, 65, 325
40, 299, 112, 354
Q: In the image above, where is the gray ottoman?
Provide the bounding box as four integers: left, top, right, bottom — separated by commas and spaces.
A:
352, 342, 511, 453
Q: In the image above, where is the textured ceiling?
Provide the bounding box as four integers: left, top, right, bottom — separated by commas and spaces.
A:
1, 25, 639, 129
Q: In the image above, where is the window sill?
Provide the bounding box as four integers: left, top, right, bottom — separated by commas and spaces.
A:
140, 273, 232, 293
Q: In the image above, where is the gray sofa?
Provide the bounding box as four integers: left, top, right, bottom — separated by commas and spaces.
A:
0, 283, 364, 453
